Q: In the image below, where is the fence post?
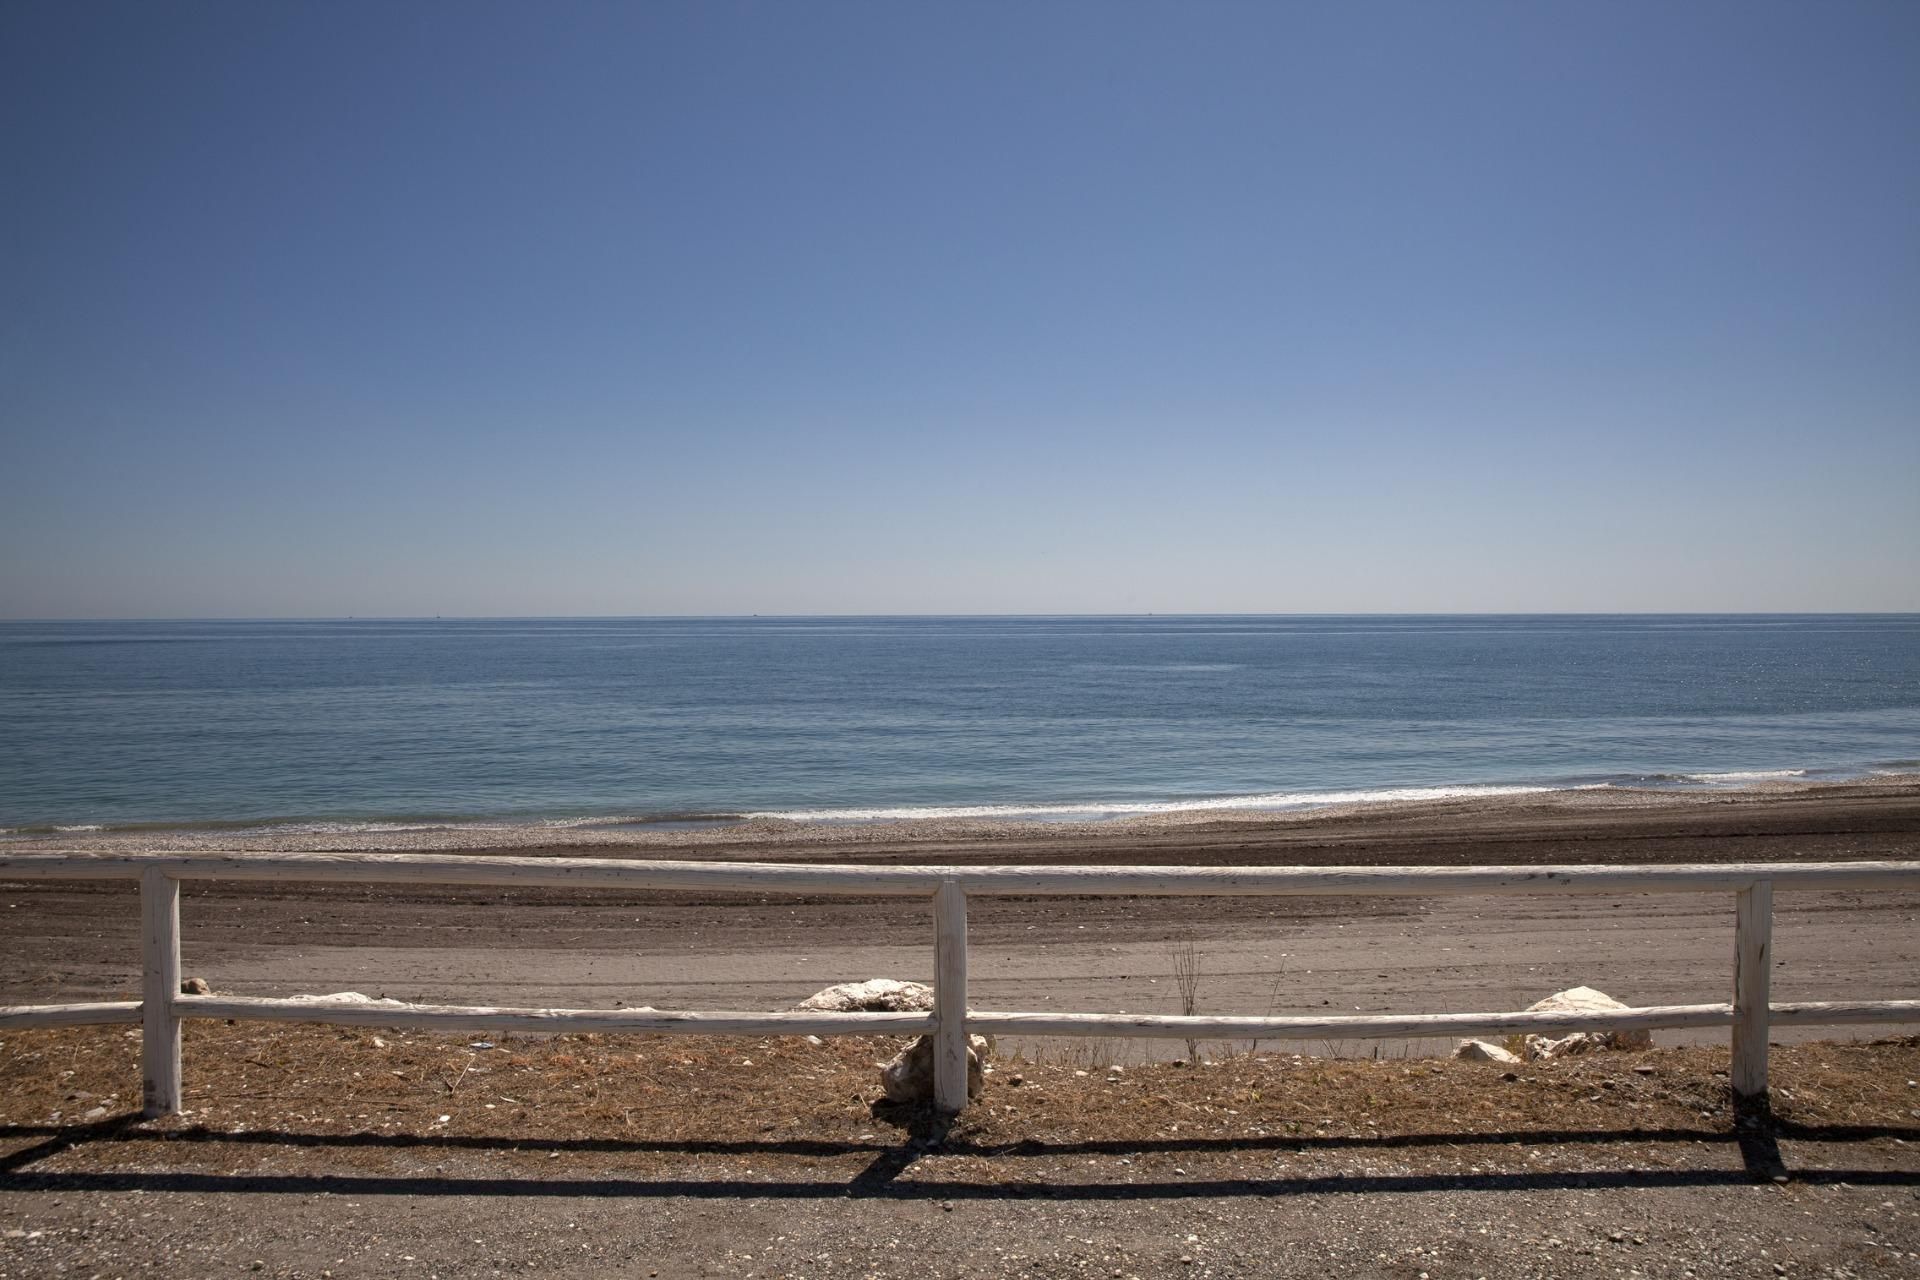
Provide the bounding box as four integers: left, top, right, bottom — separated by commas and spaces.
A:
1732, 879, 1774, 1102
140, 867, 182, 1113
141, 865, 182, 1117
933, 879, 970, 1113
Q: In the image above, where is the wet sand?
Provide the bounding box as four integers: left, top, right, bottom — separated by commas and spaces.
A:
4, 779, 1918, 1056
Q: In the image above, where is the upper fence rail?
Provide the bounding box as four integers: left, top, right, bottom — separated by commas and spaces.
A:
4, 851, 1919, 895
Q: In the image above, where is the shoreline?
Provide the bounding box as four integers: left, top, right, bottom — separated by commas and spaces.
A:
5, 772, 1918, 856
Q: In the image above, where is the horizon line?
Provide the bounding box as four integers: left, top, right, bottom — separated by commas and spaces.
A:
6, 610, 1920, 624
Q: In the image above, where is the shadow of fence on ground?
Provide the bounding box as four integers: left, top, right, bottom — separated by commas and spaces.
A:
2, 1113, 1915, 1200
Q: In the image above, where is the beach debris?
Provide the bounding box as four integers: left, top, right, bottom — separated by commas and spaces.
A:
792, 981, 996, 1057
879, 1033, 990, 1104
1452, 1038, 1523, 1065
280, 991, 412, 1007
1521, 986, 1654, 1060
793, 979, 935, 1013
180, 977, 212, 995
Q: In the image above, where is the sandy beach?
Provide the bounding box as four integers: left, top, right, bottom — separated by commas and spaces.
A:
5, 779, 1918, 1055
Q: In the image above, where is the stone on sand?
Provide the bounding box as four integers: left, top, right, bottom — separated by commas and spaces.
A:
1522, 986, 1654, 1059
792, 979, 936, 1013
1452, 1038, 1523, 1064
880, 1033, 991, 1104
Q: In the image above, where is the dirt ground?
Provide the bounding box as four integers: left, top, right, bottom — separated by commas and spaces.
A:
2, 783, 1919, 1276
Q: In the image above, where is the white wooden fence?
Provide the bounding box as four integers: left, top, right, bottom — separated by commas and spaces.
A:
3, 853, 1918, 1118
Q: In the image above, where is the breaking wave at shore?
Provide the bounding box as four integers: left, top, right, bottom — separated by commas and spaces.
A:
738, 764, 1908, 823
6, 765, 1916, 839
746, 782, 1577, 823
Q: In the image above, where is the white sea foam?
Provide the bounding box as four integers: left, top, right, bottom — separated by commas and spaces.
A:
748, 783, 1575, 824
1678, 769, 1810, 783
10, 767, 1886, 839
247, 821, 458, 835
529, 815, 656, 829
199, 813, 706, 837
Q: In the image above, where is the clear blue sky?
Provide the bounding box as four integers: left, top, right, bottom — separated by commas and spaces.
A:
3, 1, 1916, 617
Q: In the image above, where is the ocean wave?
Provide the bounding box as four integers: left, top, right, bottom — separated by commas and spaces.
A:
1676, 769, 1811, 783
182, 816, 615, 837
6, 765, 1902, 838
1559, 768, 1819, 788
0, 812, 748, 838
525, 813, 741, 828
247, 820, 473, 835
747, 783, 1577, 824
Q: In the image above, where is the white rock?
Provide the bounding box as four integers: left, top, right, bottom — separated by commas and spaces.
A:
793, 979, 936, 1013
1521, 986, 1653, 1060
1452, 1038, 1523, 1064
880, 1034, 991, 1103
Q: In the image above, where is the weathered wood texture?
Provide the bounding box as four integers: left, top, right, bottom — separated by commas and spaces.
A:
172, 995, 934, 1037
933, 879, 969, 1113
0, 1001, 142, 1030
1769, 999, 1920, 1025
1731, 880, 1774, 1099
5, 852, 1919, 896
12, 997, 1906, 1040
140, 866, 182, 1117
968, 1003, 1740, 1040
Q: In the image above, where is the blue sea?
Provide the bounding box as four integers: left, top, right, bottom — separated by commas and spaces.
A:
1, 615, 1917, 834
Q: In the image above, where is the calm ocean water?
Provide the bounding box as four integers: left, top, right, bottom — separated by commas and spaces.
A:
1, 616, 1917, 833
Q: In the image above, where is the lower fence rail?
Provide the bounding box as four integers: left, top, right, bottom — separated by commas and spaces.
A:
8, 999, 1918, 1038
171, 996, 936, 1037
0, 1001, 143, 1030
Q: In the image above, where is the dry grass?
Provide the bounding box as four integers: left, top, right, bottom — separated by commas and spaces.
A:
1168, 937, 1202, 1062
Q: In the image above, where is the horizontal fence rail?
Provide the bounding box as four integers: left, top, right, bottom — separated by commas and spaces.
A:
5, 851, 1920, 894
1, 852, 1917, 1117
